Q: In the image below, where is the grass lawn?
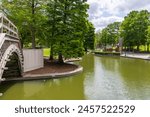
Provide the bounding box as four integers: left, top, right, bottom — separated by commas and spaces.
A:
139, 45, 150, 51
43, 48, 50, 57
123, 45, 150, 52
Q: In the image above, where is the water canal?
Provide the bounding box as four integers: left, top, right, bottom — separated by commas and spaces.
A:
0, 54, 150, 100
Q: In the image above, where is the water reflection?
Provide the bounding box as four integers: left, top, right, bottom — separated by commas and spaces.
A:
0, 75, 85, 100
118, 58, 150, 99
84, 56, 150, 99
0, 54, 150, 100
84, 56, 128, 100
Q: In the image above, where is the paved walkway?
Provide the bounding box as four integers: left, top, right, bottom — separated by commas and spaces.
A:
121, 53, 150, 60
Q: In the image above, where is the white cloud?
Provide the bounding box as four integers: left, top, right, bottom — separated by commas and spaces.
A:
87, 0, 150, 32
92, 16, 123, 31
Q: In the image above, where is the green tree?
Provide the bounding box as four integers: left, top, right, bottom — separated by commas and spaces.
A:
46, 0, 89, 63
46, 0, 62, 60
107, 22, 121, 46
120, 11, 138, 51
121, 10, 150, 51
100, 28, 109, 50
146, 26, 150, 52
95, 31, 102, 48
1, 0, 47, 48
96, 22, 120, 50
84, 22, 95, 51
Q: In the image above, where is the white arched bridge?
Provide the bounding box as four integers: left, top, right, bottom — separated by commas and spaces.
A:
0, 12, 23, 82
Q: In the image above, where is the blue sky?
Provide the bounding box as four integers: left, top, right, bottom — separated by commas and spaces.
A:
87, 0, 150, 32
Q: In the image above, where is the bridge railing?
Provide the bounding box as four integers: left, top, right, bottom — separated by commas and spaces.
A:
0, 12, 23, 80
0, 12, 18, 39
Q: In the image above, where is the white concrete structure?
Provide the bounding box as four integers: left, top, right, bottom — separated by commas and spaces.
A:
23, 49, 43, 72
0, 12, 23, 81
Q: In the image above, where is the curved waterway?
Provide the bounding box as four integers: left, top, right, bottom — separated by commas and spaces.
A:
0, 54, 150, 100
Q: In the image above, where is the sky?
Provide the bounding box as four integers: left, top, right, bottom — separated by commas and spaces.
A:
87, 0, 150, 32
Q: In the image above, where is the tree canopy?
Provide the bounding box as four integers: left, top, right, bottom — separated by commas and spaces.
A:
1, 0, 48, 48
120, 10, 150, 51
1, 0, 95, 62
95, 10, 150, 52
95, 22, 121, 50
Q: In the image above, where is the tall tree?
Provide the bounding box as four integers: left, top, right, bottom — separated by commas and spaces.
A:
121, 10, 150, 51
100, 28, 109, 50
46, 0, 89, 63
96, 22, 120, 50
46, 0, 62, 60
120, 11, 138, 51
95, 31, 102, 48
84, 21, 95, 51
1, 0, 47, 48
107, 22, 121, 46
146, 26, 150, 52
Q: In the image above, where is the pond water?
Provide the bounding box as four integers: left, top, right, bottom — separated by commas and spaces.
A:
0, 54, 150, 100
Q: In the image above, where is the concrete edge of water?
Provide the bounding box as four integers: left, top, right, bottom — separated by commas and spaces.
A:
120, 55, 150, 61
95, 53, 150, 61
2, 65, 83, 82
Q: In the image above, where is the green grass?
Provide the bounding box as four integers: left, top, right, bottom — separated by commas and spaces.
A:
139, 45, 149, 51
133, 45, 150, 51
43, 48, 50, 57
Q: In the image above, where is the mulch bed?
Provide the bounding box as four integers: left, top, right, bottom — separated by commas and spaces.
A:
24, 59, 78, 75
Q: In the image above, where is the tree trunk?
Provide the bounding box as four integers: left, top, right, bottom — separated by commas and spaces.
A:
129, 46, 131, 52
144, 45, 146, 51
124, 45, 127, 56
49, 46, 54, 61
31, 27, 36, 49
49, 55, 53, 61
104, 43, 107, 51
137, 45, 139, 52
58, 53, 64, 64
31, 0, 36, 49
85, 47, 87, 53
147, 44, 149, 52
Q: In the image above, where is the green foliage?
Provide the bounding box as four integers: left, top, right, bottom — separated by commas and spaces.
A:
107, 22, 121, 45
1, 0, 48, 48
101, 28, 109, 48
46, 0, 90, 61
146, 26, 150, 44
120, 10, 150, 51
84, 22, 95, 51
146, 26, 150, 51
95, 22, 120, 49
95, 32, 102, 48
1, 0, 95, 61
95, 10, 150, 53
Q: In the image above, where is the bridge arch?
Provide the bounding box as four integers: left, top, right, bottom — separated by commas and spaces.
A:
0, 12, 23, 81
0, 44, 23, 80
